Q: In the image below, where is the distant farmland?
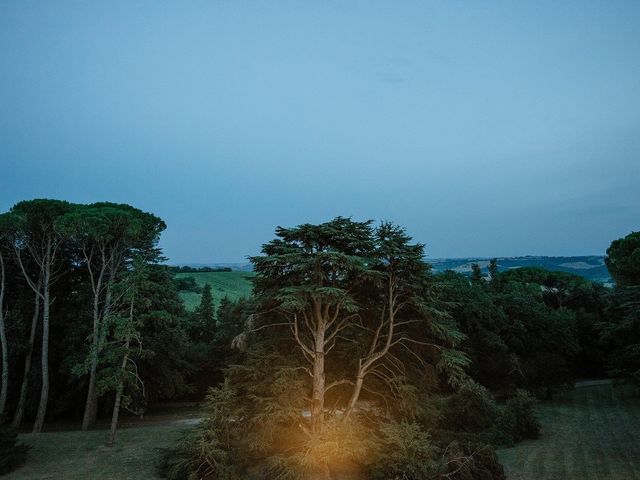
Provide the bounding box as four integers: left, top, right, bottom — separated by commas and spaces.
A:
176, 271, 254, 310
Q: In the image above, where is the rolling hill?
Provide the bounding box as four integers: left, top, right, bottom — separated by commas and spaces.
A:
175, 271, 255, 311
174, 255, 611, 311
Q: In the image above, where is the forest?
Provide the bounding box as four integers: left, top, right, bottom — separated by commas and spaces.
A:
0, 199, 638, 479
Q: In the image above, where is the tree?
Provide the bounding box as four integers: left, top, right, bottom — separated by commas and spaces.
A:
436, 271, 514, 390
10, 279, 40, 428
101, 256, 190, 446
344, 222, 467, 417
57, 202, 165, 430
494, 280, 578, 396
488, 259, 499, 283
251, 217, 375, 433
105, 269, 145, 447
605, 231, 640, 285
470, 263, 483, 283
159, 381, 243, 480
250, 218, 467, 436
0, 244, 7, 417
500, 267, 592, 309
194, 284, 215, 340
5, 199, 74, 433
600, 231, 640, 386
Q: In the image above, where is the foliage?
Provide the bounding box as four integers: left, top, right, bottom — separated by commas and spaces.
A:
440, 440, 505, 480
193, 284, 215, 340
177, 271, 254, 311
443, 381, 500, 435
159, 381, 243, 480
599, 285, 640, 387
173, 275, 202, 293
440, 382, 539, 448
501, 389, 540, 443
250, 217, 467, 435
605, 231, 640, 286
367, 419, 438, 480
600, 231, 640, 387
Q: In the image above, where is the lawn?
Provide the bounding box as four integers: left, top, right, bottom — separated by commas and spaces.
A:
498, 380, 640, 480
176, 271, 254, 310
8, 380, 638, 479
7, 423, 193, 480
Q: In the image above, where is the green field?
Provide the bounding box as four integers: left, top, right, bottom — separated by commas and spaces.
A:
176, 271, 255, 310
498, 380, 640, 480
7, 423, 193, 480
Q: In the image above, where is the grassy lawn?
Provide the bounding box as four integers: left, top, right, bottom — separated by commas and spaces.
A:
498, 381, 640, 480
7, 423, 193, 480
176, 271, 254, 310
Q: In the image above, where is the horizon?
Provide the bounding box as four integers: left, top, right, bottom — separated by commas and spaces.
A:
165, 252, 608, 267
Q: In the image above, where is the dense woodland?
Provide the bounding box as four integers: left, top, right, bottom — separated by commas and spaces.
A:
0, 199, 638, 479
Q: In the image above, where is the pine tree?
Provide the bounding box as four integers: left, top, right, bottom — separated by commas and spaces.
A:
195, 284, 215, 341
471, 263, 483, 283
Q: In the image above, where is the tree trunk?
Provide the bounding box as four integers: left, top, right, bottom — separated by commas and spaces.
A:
82, 259, 107, 431
0, 252, 8, 417
344, 375, 365, 418
32, 242, 51, 434
345, 277, 397, 419
107, 336, 130, 447
311, 314, 326, 432
12, 287, 40, 428
107, 292, 134, 447
0, 313, 8, 418
81, 357, 99, 430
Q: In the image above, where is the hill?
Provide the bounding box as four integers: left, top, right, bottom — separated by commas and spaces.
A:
175, 271, 254, 311
429, 255, 611, 284
174, 256, 610, 311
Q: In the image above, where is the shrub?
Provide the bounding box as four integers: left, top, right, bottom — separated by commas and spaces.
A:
443, 381, 499, 434
367, 420, 439, 480
502, 389, 540, 442
0, 422, 29, 475
440, 440, 505, 480
158, 381, 242, 480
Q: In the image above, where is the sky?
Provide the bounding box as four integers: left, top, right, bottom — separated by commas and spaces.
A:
1, 1, 639, 264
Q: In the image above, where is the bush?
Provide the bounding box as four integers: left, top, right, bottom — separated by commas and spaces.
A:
502, 389, 540, 442
440, 440, 505, 480
443, 381, 499, 434
0, 422, 29, 475
367, 420, 439, 480
158, 382, 242, 480
172, 276, 202, 293
440, 383, 539, 448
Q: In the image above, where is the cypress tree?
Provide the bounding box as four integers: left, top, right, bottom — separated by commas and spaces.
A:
195, 284, 215, 340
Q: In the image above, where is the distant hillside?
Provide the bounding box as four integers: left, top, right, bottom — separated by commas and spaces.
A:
174, 256, 611, 310
176, 271, 255, 311
429, 255, 611, 284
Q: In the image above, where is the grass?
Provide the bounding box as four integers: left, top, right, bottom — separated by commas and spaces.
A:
176, 271, 254, 310
498, 380, 640, 480
6, 423, 193, 480
9, 380, 638, 479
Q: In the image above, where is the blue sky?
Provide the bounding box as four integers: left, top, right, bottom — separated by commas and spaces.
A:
1, 1, 639, 263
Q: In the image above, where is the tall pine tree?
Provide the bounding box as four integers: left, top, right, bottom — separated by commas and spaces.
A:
195, 284, 215, 341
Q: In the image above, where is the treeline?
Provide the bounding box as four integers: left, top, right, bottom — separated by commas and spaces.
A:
0, 200, 239, 447
168, 266, 233, 273
160, 218, 638, 480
